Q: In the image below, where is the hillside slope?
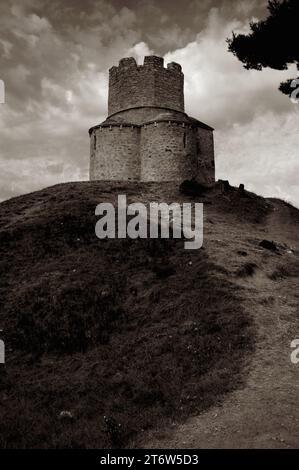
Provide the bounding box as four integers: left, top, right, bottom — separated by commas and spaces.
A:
0, 181, 298, 448
142, 193, 299, 448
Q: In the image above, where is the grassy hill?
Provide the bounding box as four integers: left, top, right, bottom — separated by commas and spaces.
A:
0, 181, 298, 448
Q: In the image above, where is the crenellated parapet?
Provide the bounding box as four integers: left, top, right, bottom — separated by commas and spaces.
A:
108, 56, 184, 116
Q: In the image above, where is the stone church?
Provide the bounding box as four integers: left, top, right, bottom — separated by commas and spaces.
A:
89, 55, 215, 183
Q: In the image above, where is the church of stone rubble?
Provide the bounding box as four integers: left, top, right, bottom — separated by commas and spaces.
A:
89, 55, 215, 183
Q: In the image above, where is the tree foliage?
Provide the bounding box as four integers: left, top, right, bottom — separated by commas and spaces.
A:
227, 0, 299, 96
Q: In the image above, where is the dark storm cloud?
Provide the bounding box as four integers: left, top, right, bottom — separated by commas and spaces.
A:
0, 0, 298, 204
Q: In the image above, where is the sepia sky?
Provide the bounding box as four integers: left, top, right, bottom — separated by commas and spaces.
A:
0, 0, 298, 205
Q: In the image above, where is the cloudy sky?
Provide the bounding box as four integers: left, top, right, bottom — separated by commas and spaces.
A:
0, 0, 298, 205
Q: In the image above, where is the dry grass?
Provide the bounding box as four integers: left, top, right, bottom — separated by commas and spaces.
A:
0, 181, 256, 448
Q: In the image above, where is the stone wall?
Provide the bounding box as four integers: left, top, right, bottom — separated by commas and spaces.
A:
90, 125, 140, 181
108, 56, 184, 116
140, 122, 197, 181
89, 122, 215, 183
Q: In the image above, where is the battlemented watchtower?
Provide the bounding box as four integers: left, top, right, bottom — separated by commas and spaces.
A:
89, 56, 215, 183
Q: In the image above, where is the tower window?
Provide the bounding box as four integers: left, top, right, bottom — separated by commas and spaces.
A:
183, 132, 186, 148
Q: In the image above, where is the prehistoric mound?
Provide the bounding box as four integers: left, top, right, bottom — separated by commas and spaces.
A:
0, 181, 257, 448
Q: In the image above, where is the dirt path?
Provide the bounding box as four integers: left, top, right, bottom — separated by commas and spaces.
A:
142, 200, 299, 448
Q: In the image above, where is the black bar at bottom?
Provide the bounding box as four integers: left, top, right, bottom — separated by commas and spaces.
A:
0, 449, 298, 467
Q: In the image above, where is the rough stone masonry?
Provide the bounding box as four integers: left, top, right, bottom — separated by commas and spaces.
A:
89, 55, 215, 183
